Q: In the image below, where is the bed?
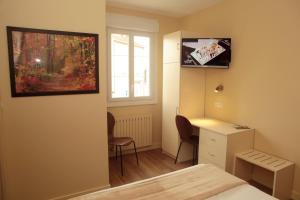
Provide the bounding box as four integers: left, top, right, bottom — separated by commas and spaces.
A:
70, 164, 277, 200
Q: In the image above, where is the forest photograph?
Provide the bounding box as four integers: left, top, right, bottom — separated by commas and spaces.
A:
7, 27, 99, 97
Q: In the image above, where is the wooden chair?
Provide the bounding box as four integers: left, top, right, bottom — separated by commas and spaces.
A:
175, 115, 199, 165
107, 112, 139, 176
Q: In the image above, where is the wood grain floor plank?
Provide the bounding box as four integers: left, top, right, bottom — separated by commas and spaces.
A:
109, 149, 192, 187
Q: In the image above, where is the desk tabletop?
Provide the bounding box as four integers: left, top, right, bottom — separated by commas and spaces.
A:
189, 118, 254, 135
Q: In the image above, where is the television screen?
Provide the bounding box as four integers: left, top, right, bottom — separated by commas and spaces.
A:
181, 38, 231, 68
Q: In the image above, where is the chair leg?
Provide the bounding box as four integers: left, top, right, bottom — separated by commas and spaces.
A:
195, 144, 199, 164
133, 141, 139, 165
115, 145, 118, 160
192, 144, 195, 165
119, 146, 124, 176
175, 141, 182, 164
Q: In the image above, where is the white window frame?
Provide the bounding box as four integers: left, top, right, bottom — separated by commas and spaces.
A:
107, 28, 156, 107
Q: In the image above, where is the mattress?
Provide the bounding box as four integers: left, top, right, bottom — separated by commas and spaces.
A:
70, 164, 277, 200
207, 184, 277, 200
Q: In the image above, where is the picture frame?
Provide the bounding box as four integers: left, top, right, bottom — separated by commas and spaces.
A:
6, 26, 99, 97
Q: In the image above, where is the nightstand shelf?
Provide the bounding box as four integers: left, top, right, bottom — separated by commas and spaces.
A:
234, 149, 295, 200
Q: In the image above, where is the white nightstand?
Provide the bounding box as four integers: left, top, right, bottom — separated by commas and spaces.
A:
234, 149, 295, 200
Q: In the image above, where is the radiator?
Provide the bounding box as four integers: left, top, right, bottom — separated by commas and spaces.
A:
114, 114, 152, 149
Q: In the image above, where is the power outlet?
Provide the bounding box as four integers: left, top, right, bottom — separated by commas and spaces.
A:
214, 101, 223, 109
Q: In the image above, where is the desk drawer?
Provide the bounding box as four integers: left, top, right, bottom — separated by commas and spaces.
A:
199, 149, 226, 169
199, 129, 227, 169
199, 156, 226, 170
200, 129, 226, 148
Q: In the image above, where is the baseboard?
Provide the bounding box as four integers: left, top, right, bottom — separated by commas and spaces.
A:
49, 184, 111, 200
161, 149, 194, 162
161, 150, 176, 159
142, 143, 161, 151
292, 190, 300, 200
109, 143, 161, 157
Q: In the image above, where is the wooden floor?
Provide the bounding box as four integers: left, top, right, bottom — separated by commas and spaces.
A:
109, 149, 192, 187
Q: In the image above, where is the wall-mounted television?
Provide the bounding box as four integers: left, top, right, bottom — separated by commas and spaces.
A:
181, 38, 231, 68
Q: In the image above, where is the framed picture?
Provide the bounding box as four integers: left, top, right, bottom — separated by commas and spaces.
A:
6, 26, 99, 97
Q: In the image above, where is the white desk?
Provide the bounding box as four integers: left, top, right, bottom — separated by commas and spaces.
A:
190, 118, 255, 173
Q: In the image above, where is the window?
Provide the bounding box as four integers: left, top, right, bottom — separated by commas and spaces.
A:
108, 29, 155, 106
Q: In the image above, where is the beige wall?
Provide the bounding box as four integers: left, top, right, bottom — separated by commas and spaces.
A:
106, 6, 180, 147
180, 0, 300, 197
1, 0, 299, 199
0, 0, 109, 199
180, 68, 206, 118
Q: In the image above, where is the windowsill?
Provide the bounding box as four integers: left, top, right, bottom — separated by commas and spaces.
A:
107, 99, 157, 108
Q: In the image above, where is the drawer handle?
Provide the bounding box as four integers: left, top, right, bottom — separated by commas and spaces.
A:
210, 138, 216, 142
209, 153, 215, 157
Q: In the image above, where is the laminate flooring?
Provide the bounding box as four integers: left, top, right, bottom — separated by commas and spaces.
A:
109, 149, 192, 187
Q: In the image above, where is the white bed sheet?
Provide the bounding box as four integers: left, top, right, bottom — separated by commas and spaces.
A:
71, 164, 278, 200
207, 184, 278, 200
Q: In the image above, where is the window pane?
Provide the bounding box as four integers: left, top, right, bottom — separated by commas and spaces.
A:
134, 36, 150, 97
111, 33, 129, 98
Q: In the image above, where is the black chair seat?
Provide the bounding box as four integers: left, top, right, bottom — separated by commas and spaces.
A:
110, 137, 133, 146
186, 135, 199, 145
175, 115, 199, 165
107, 112, 139, 176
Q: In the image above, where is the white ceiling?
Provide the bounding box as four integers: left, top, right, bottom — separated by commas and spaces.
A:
106, 0, 223, 18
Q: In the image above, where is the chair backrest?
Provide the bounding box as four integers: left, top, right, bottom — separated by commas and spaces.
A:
107, 112, 115, 140
175, 115, 193, 141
